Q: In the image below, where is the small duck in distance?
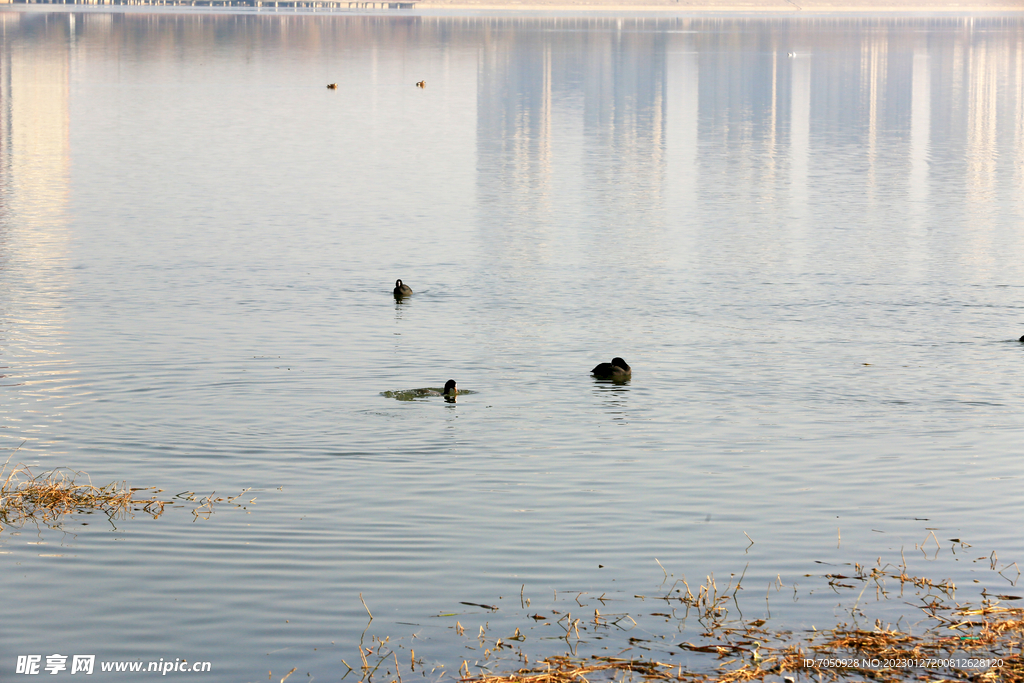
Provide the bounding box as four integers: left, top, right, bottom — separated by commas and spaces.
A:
394, 279, 413, 298
591, 357, 631, 380
327, 83, 338, 89
416, 80, 426, 88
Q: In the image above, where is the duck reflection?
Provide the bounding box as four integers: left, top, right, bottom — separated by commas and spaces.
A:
592, 377, 630, 422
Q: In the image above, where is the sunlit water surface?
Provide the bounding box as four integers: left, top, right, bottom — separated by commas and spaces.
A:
1, 9, 1024, 680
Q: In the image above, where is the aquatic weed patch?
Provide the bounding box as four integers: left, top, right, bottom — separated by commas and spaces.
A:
381, 388, 478, 401
333, 544, 1022, 683
0, 460, 167, 531
451, 599, 1023, 683
0, 459, 256, 531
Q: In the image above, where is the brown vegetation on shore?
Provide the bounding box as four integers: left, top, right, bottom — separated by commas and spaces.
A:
342, 548, 1022, 683
456, 592, 1024, 683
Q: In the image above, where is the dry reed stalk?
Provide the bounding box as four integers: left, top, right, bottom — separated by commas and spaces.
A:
0, 461, 168, 531
454, 559, 1024, 683
462, 655, 706, 683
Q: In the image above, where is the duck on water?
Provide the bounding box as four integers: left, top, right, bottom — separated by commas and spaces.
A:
591, 357, 631, 380
426, 379, 458, 402
381, 380, 459, 402
394, 279, 413, 298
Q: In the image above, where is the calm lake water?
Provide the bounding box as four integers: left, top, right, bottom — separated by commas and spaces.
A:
1, 8, 1023, 680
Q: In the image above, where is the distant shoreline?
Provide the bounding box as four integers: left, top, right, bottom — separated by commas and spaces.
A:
414, 0, 1024, 11
3, 0, 1024, 13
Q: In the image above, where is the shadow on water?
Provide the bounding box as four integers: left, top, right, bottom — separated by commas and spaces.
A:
591, 377, 631, 389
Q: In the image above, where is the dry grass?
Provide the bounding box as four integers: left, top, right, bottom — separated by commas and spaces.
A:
0, 458, 168, 531
468, 655, 708, 683
449, 559, 1024, 683
460, 624, 1023, 683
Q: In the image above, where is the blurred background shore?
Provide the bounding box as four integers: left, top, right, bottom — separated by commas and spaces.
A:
3, 0, 1023, 13
414, 0, 1023, 12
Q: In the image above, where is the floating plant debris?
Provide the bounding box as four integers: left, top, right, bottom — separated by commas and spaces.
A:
381, 388, 477, 401
343, 549, 1022, 683
0, 460, 167, 530
1, 459, 255, 530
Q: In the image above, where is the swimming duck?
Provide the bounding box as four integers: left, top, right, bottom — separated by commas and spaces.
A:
591, 357, 631, 380
416, 80, 426, 88
327, 83, 338, 89
1020, 335, 1024, 342
393, 279, 413, 298
380, 381, 459, 401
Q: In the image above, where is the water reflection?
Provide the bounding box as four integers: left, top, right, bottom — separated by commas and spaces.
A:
0, 12, 74, 457
476, 18, 670, 275
591, 378, 630, 423
907, 46, 931, 278
468, 16, 1024, 282
965, 34, 999, 204
1, 13, 71, 246
2, 13, 1015, 272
